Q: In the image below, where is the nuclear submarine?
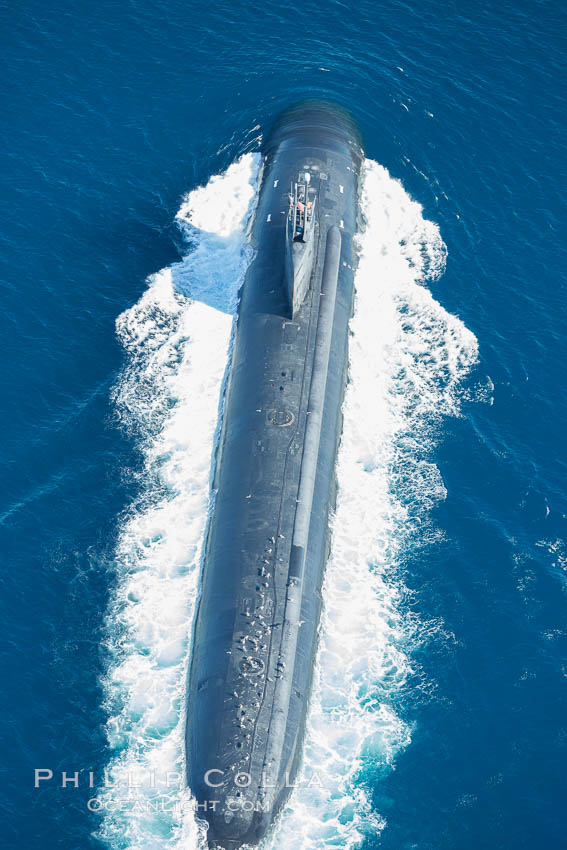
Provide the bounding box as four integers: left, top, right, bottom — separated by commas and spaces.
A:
186, 101, 364, 848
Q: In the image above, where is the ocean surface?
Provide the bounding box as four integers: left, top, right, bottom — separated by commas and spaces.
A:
1, 1, 566, 848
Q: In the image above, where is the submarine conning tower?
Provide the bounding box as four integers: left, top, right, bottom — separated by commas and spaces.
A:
186, 101, 364, 849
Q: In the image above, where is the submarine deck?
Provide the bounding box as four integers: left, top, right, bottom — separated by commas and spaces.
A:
186, 104, 363, 848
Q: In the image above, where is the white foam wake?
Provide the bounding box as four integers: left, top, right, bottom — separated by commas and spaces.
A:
265, 161, 477, 849
99, 155, 477, 850
97, 154, 259, 850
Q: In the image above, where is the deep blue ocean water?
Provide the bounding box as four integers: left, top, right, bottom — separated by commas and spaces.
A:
1, 0, 566, 848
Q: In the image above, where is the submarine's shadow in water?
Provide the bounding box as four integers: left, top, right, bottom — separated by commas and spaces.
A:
170, 221, 253, 316
174, 221, 246, 786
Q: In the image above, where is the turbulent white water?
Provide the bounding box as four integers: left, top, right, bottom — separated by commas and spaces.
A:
99, 154, 477, 849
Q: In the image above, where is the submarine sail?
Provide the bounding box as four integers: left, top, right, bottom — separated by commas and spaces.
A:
186, 102, 364, 849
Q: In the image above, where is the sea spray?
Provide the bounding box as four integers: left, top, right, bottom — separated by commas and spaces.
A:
266, 160, 477, 849
98, 154, 259, 850
99, 156, 477, 849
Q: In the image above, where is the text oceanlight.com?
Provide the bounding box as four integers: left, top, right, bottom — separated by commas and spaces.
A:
33, 768, 324, 812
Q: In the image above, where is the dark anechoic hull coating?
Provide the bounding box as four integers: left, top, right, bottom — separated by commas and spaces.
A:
186, 103, 363, 848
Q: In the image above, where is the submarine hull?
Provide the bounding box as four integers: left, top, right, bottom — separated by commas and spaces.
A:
186, 103, 364, 848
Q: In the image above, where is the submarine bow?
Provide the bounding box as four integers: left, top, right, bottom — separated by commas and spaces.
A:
186, 102, 364, 848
